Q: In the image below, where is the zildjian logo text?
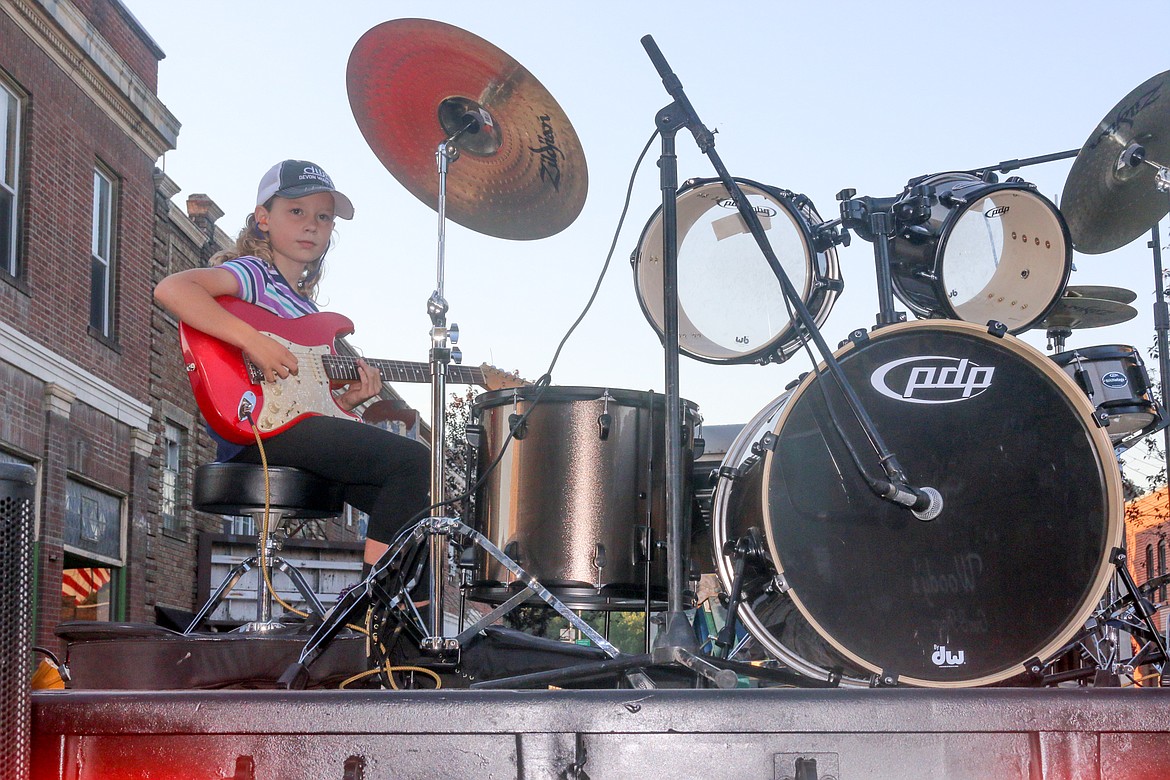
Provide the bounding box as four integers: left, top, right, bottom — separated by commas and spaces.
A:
530, 115, 564, 191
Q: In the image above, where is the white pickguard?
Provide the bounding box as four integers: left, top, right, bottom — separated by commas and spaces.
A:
252, 336, 355, 433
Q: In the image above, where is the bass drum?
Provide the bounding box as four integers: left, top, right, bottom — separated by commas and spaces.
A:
715, 320, 1122, 687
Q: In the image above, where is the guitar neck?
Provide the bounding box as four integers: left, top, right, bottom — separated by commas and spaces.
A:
321, 355, 486, 387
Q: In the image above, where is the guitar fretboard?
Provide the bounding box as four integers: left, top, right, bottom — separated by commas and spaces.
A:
321, 355, 486, 386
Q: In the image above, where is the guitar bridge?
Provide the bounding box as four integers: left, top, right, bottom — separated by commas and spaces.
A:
243, 358, 264, 384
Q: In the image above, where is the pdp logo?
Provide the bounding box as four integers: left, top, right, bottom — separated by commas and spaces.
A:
871, 356, 996, 404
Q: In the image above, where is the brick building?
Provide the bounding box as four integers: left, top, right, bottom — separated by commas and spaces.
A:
1126, 486, 1170, 637
0, 0, 389, 655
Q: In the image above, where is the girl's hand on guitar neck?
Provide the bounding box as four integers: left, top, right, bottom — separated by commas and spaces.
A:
335, 359, 382, 412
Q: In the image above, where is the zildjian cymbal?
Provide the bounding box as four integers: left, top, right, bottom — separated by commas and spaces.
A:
347, 18, 588, 240
1040, 295, 1138, 330
1061, 285, 1138, 305
1061, 70, 1170, 254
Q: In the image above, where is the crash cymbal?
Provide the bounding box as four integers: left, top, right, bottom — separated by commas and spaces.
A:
1040, 295, 1138, 330
347, 19, 587, 240
1061, 285, 1138, 304
1061, 70, 1170, 254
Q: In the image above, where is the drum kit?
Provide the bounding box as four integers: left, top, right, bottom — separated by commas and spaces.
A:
284, 19, 1170, 691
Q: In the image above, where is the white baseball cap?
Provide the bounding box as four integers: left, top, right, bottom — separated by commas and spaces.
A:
255, 160, 354, 219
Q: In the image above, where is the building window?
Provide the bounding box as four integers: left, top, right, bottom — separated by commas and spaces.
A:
61, 560, 115, 622
161, 422, 183, 533
90, 166, 117, 336
65, 478, 123, 563
0, 77, 22, 278
1159, 540, 1167, 602
223, 514, 255, 536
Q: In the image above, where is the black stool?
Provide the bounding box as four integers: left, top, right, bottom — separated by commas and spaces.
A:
186, 463, 344, 634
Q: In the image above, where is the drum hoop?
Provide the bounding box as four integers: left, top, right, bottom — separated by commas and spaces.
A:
1052, 343, 1141, 364
761, 319, 1123, 687
472, 385, 699, 413
632, 177, 836, 364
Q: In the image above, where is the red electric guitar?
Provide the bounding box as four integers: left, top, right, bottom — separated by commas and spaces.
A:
179, 297, 523, 444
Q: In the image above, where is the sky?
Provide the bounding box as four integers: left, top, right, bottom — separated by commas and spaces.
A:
121, 1, 1170, 482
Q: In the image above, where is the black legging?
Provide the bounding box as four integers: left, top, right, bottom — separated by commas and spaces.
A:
229, 415, 431, 543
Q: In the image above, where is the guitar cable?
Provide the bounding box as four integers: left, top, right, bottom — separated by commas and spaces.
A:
243, 410, 370, 636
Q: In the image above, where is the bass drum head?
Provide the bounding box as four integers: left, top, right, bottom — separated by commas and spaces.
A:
762, 321, 1122, 687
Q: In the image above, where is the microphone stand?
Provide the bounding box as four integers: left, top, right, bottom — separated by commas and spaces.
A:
639, 35, 926, 569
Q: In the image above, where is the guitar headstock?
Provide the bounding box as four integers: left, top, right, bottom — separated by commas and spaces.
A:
478, 363, 528, 390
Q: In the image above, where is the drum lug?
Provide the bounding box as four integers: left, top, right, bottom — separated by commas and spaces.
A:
507, 413, 528, 439
771, 573, 790, 594
985, 320, 1008, 338
597, 412, 611, 440
846, 328, 869, 348
871, 671, 899, 688
752, 432, 778, 454
464, 422, 483, 448
1022, 656, 1045, 682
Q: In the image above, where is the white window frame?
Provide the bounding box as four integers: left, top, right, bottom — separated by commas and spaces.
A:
90, 165, 117, 336
0, 77, 22, 278
161, 421, 183, 532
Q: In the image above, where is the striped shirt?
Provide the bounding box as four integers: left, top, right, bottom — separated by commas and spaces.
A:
220, 255, 318, 319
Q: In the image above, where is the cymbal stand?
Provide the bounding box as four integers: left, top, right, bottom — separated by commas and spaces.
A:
416, 136, 465, 656
1119, 142, 1170, 459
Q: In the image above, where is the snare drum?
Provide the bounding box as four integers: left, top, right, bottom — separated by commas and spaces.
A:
469, 386, 699, 610
632, 177, 842, 364
890, 173, 1072, 334
1052, 344, 1161, 441
714, 321, 1122, 687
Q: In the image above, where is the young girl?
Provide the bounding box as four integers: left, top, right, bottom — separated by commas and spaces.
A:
155, 159, 430, 573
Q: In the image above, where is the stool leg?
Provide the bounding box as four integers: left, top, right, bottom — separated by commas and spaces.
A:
270, 556, 327, 618
185, 556, 259, 634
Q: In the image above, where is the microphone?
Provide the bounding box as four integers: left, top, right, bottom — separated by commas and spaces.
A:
875, 480, 944, 522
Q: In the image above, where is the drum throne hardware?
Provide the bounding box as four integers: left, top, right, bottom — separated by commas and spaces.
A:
281, 20, 622, 688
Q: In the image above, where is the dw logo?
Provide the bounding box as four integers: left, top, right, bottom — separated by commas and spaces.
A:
932, 644, 966, 668
871, 356, 996, 404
